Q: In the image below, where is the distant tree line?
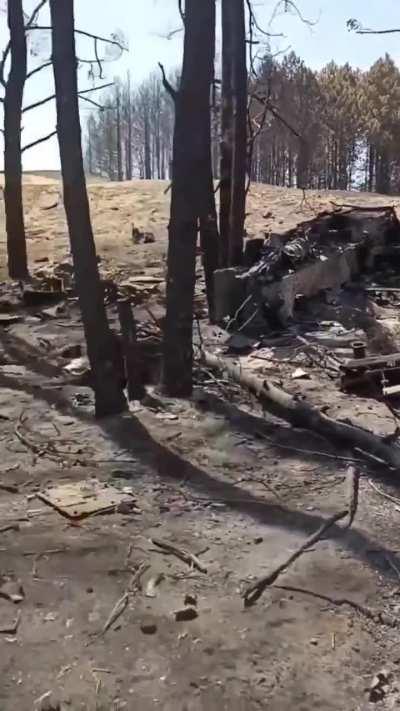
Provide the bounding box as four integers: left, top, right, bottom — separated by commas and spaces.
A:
85, 71, 176, 181
251, 51, 400, 194
87, 51, 400, 195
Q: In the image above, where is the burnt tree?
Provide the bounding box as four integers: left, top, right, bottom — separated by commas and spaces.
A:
3, 0, 28, 279
219, 0, 233, 267
50, 0, 127, 416
200, 8, 220, 323
163, 0, 216, 396
228, 0, 247, 266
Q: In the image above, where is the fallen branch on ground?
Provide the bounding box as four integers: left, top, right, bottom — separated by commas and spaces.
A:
200, 350, 400, 470
151, 537, 207, 573
329, 201, 395, 212
368, 479, 400, 508
346, 466, 360, 528
273, 584, 398, 627
90, 591, 129, 644
242, 509, 348, 607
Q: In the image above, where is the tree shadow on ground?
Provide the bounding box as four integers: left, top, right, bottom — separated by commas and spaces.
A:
0, 333, 399, 589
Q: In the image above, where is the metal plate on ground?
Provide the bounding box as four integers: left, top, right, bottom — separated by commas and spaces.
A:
37, 479, 135, 520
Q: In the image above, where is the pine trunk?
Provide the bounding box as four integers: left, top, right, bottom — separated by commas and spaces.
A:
4, 0, 28, 280
219, 0, 233, 267
50, 0, 127, 417
163, 0, 216, 396
228, 0, 247, 267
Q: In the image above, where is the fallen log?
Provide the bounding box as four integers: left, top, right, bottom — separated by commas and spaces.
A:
201, 350, 400, 470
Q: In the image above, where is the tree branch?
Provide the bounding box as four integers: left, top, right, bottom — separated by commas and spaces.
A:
79, 81, 114, 96
22, 129, 57, 153
25, 0, 48, 30
0, 0, 47, 87
26, 60, 52, 80
347, 18, 400, 34
178, 0, 185, 23
158, 62, 177, 102
79, 95, 112, 110
30, 26, 127, 52
23, 93, 55, 113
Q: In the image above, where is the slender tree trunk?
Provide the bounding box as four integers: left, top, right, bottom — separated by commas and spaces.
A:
219, 0, 233, 267
4, 0, 28, 280
116, 89, 123, 181
144, 112, 151, 179
163, 0, 216, 396
228, 0, 247, 267
368, 144, 374, 192
126, 72, 133, 180
50, 0, 126, 417
200, 3, 220, 323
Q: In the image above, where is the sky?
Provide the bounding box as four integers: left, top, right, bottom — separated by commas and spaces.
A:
1, 0, 400, 170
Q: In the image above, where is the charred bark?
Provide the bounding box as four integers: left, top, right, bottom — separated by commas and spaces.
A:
50, 0, 126, 417
116, 88, 123, 181
4, 0, 28, 280
163, 0, 216, 396
228, 0, 247, 267
219, 0, 233, 267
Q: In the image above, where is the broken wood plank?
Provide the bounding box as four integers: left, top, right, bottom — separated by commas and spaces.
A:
201, 350, 400, 470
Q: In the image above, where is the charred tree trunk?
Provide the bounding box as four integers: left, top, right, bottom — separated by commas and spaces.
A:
144, 112, 151, 179
163, 0, 216, 396
219, 0, 233, 267
116, 89, 123, 181
228, 0, 247, 266
125, 72, 133, 181
4, 0, 28, 280
200, 0, 219, 323
50, 0, 126, 417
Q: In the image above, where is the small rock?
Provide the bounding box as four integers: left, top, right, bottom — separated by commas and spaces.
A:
174, 607, 198, 622
184, 593, 198, 607
309, 637, 318, 646
140, 620, 158, 635
60, 344, 82, 359
254, 536, 263, 544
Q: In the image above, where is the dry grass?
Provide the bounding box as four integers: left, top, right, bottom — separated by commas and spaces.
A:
0, 175, 398, 280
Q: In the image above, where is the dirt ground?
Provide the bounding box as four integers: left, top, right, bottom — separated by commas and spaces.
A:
1, 179, 400, 710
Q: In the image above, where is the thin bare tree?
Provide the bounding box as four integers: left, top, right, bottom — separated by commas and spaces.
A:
162, 0, 217, 396
50, 0, 127, 416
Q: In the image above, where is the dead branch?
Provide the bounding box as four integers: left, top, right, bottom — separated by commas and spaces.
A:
368, 479, 400, 508
0, 0, 47, 86
97, 591, 129, 639
25, 0, 47, 30
26, 60, 52, 80
256, 432, 363, 464
347, 19, 400, 35
201, 350, 400, 470
245, 0, 284, 38
151, 537, 208, 573
243, 509, 348, 606
31, 26, 127, 53
0, 482, 19, 494
158, 62, 177, 102
273, 584, 398, 628
21, 129, 57, 152
329, 201, 395, 212
23, 93, 55, 113
346, 466, 360, 528
0, 523, 20, 533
